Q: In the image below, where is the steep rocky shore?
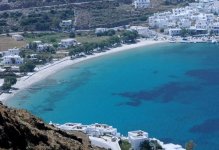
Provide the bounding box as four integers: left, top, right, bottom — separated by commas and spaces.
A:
0, 102, 102, 150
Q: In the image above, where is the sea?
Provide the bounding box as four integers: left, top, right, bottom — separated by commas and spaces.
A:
5, 43, 219, 150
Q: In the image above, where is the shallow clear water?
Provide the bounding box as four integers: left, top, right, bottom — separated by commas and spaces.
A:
6, 43, 219, 150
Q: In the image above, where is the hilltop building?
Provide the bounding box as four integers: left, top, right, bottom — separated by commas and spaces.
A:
60, 20, 72, 28
133, 0, 150, 9
128, 130, 148, 150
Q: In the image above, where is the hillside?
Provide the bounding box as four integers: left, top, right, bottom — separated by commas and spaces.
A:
0, 102, 102, 150
0, 0, 193, 33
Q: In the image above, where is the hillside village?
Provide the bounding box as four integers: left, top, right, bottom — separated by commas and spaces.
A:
149, 0, 219, 37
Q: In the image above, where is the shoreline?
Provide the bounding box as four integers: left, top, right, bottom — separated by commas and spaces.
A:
0, 39, 166, 103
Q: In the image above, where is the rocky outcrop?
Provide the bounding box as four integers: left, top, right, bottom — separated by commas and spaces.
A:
0, 102, 102, 150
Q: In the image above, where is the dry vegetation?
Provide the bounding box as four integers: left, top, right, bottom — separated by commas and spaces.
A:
0, 36, 26, 51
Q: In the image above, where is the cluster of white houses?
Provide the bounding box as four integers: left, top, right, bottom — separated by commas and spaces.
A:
0, 48, 23, 65
149, 0, 219, 36
133, 0, 150, 9
52, 122, 185, 150
0, 37, 78, 66
29, 38, 78, 52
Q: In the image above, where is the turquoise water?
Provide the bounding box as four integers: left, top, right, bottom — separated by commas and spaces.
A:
6, 43, 219, 150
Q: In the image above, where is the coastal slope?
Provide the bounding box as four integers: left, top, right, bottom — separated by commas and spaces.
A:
0, 102, 101, 150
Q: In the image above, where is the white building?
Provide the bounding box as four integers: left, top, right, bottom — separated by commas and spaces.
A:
211, 22, 219, 35
59, 38, 77, 48
133, 0, 150, 9
37, 43, 53, 52
12, 34, 24, 41
89, 136, 121, 150
2, 55, 23, 65
3, 48, 20, 56
95, 28, 108, 34
169, 28, 182, 36
130, 26, 156, 37
128, 130, 148, 150
178, 19, 191, 28
195, 19, 208, 29
86, 123, 119, 137
60, 20, 72, 28
55, 123, 120, 137
211, 1, 219, 14
151, 138, 185, 150
32, 41, 42, 46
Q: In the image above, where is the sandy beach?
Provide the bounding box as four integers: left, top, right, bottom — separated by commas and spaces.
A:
0, 39, 166, 103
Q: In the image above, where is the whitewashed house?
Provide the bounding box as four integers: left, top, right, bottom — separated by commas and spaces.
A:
60, 20, 72, 28
211, 1, 219, 14
12, 34, 24, 41
37, 43, 53, 52
54, 123, 120, 137
95, 28, 108, 34
128, 130, 148, 150
130, 26, 156, 37
32, 40, 42, 46
86, 123, 119, 137
59, 38, 77, 48
2, 55, 23, 65
195, 19, 208, 29
169, 28, 182, 36
133, 0, 150, 9
206, 13, 215, 23
178, 19, 192, 28
3, 48, 20, 56
211, 22, 219, 35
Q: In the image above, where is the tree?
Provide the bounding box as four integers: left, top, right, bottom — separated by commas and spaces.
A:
50, 38, 57, 43
20, 61, 36, 73
119, 140, 131, 150
19, 50, 26, 58
53, 43, 59, 48
29, 42, 37, 50
185, 140, 195, 150
2, 76, 17, 90
121, 30, 138, 43
108, 36, 121, 45
181, 28, 188, 37
4, 76, 17, 85
69, 32, 75, 38
140, 140, 152, 150
107, 29, 116, 36
140, 140, 162, 150
2, 83, 12, 90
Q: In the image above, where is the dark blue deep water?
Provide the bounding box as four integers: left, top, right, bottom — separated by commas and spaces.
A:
6, 43, 219, 149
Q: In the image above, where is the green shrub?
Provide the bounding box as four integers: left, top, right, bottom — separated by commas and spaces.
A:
20, 61, 36, 72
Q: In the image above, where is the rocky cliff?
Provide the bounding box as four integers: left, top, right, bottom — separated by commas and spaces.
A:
0, 102, 101, 150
